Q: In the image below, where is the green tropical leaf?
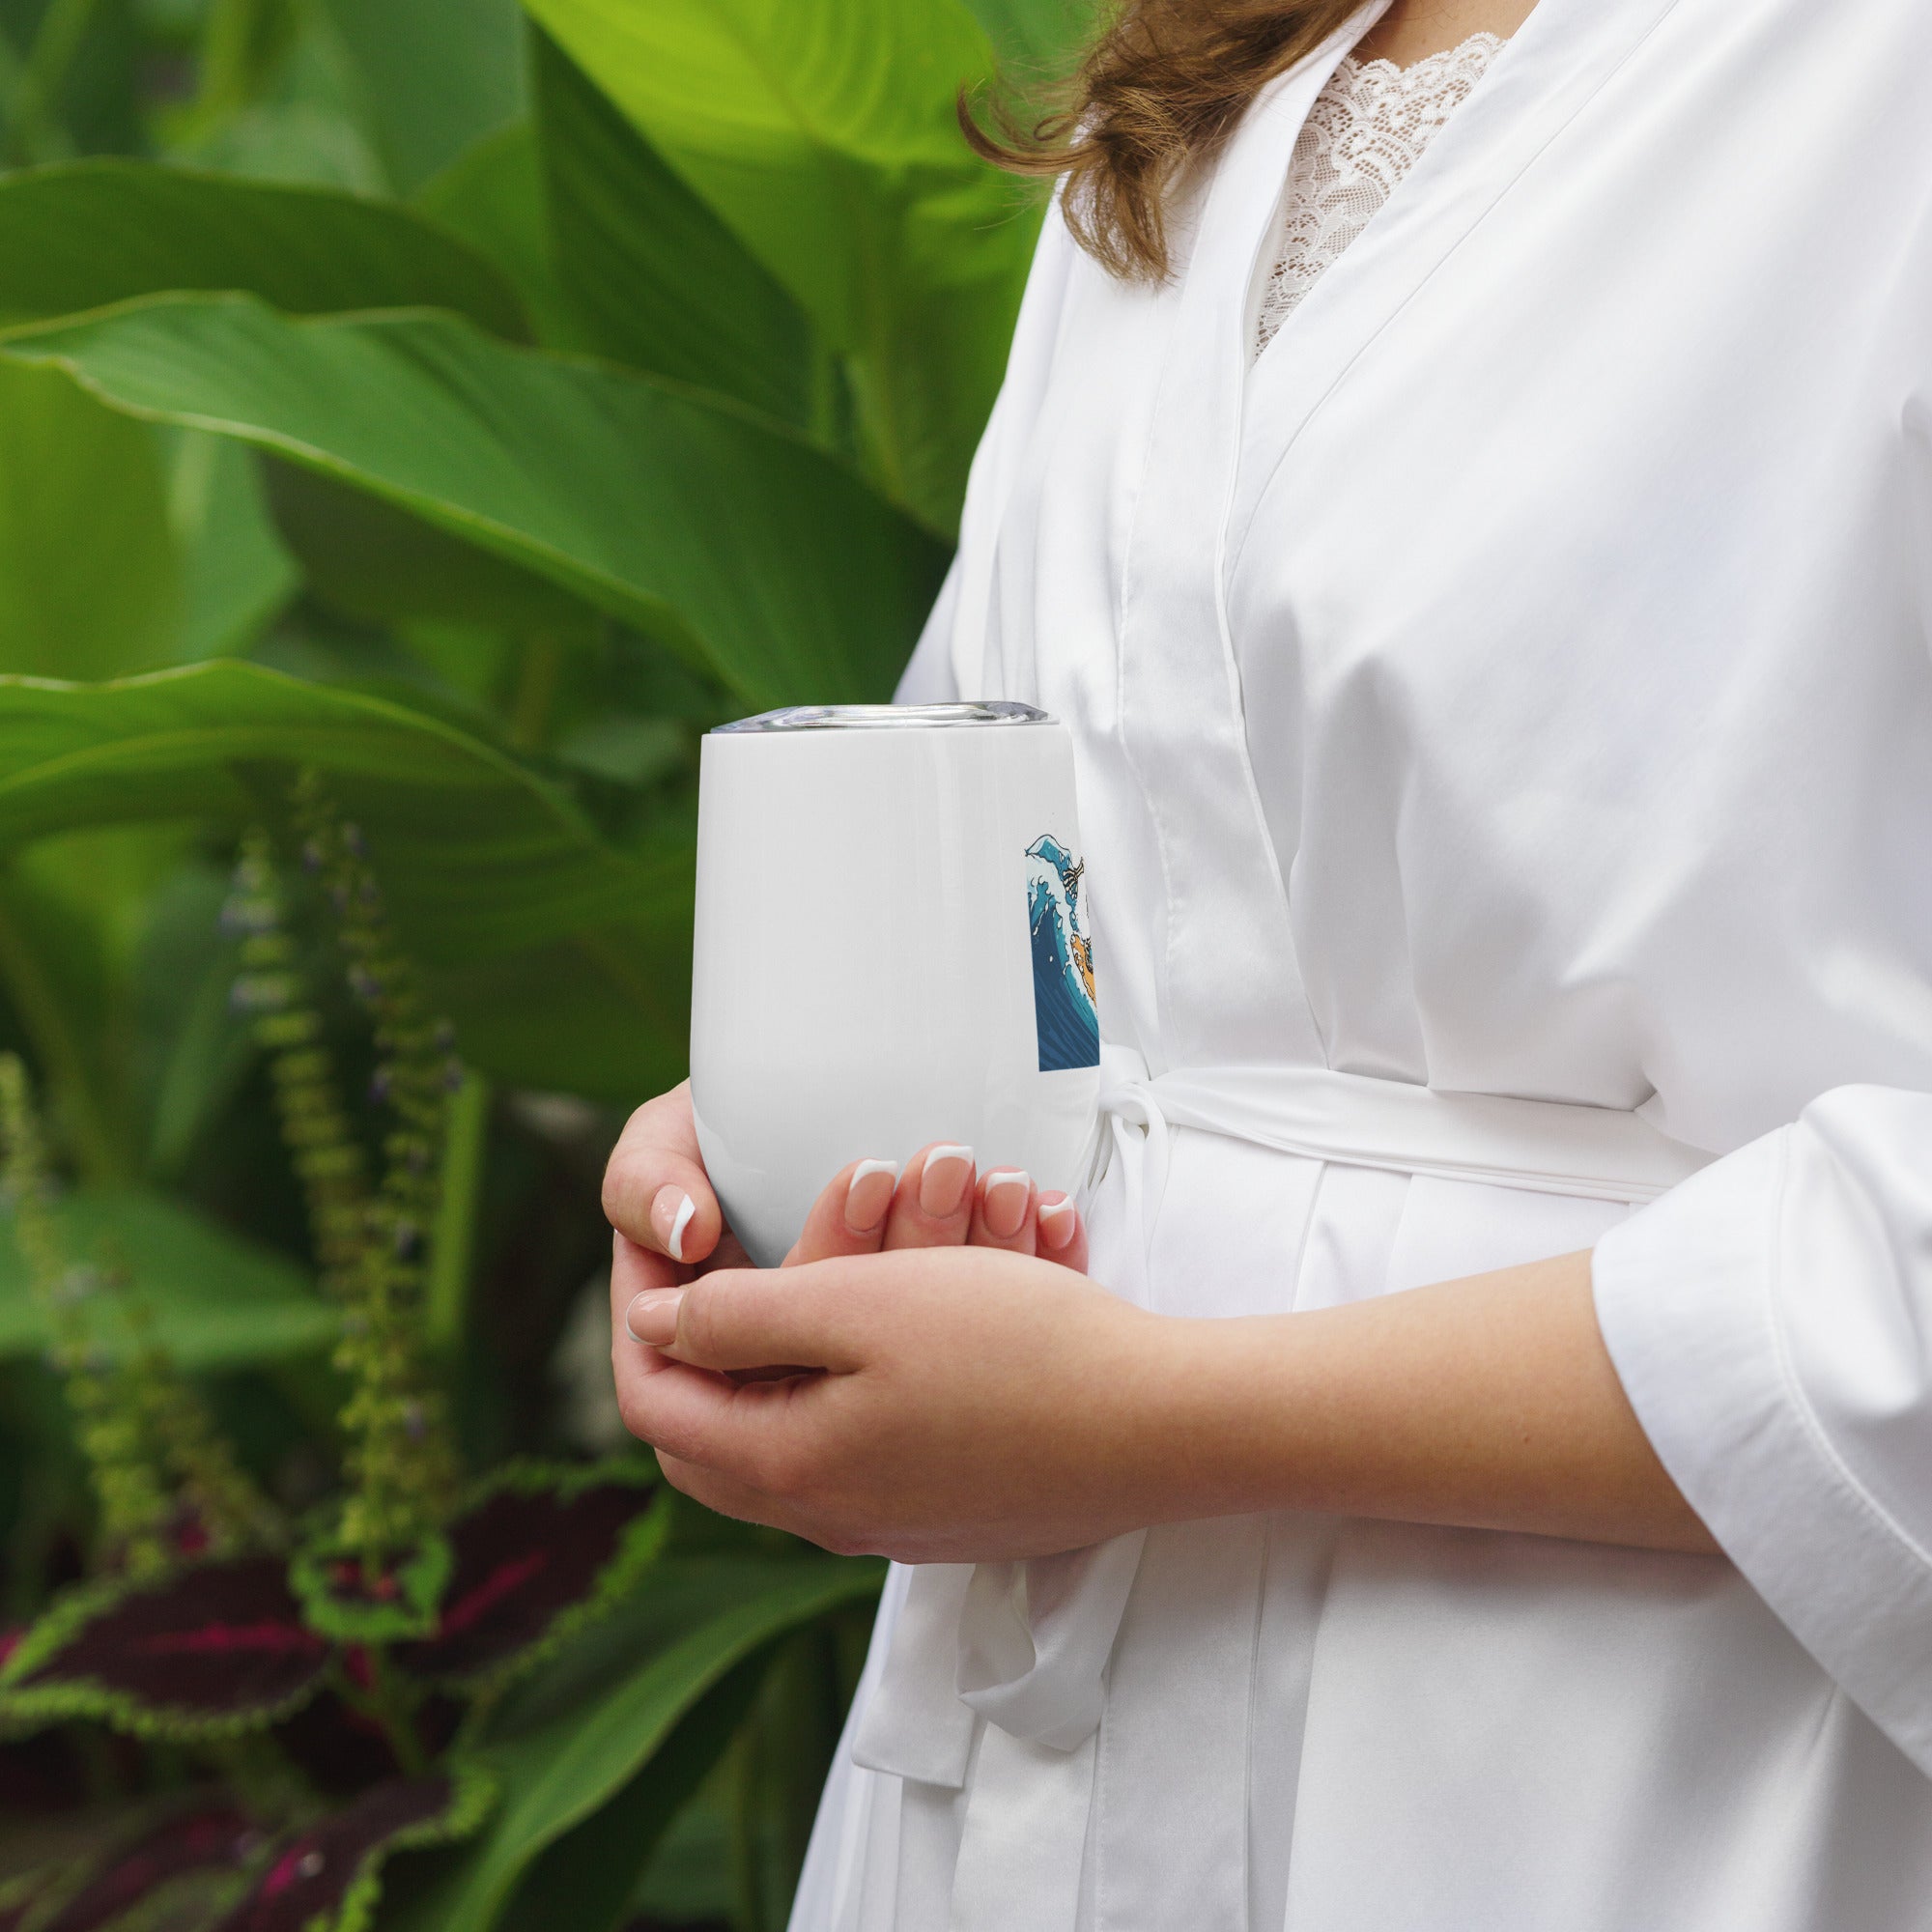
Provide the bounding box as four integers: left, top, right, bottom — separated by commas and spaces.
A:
495, 1654, 766, 1932
0, 160, 528, 338
0, 661, 694, 1104
523, 0, 1038, 533
0, 826, 204, 1187
395, 1557, 883, 1932
531, 28, 818, 429
0, 362, 180, 682
416, 121, 586, 352
170, 434, 301, 663
0, 1186, 334, 1369
2, 295, 945, 708
261, 460, 601, 640
964, 0, 1096, 71
320, 0, 526, 195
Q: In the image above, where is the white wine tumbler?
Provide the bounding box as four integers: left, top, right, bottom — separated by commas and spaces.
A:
690, 702, 1101, 1267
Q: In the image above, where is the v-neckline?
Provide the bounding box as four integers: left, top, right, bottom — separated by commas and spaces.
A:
1230, 0, 1689, 568
1251, 29, 1515, 367
1099, 0, 1690, 1073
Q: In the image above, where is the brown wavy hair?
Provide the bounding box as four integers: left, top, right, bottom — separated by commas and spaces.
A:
963, 0, 1363, 282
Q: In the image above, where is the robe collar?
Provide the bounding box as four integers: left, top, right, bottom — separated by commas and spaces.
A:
1233, 0, 1690, 560
1109, 0, 1690, 1076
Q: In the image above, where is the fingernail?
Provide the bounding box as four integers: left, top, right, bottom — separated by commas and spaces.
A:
919, 1145, 974, 1219
845, 1158, 900, 1233
982, 1169, 1031, 1239
625, 1288, 684, 1346
652, 1186, 696, 1263
1037, 1196, 1078, 1251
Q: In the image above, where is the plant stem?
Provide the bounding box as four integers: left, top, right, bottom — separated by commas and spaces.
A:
426, 1068, 488, 1356
508, 632, 565, 751
360, 1649, 430, 1777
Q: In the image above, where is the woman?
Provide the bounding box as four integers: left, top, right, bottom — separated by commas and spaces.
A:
604, 0, 1932, 1924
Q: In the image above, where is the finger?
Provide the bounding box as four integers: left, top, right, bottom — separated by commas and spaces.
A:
654, 1452, 793, 1531
611, 1230, 678, 1306
783, 1156, 902, 1266
880, 1142, 976, 1250
611, 1247, 689, 1439
612, 1349, 749, 1462
614, 1342, 826, 1487
967, 1167, 1037, 1255
1035, 1192, 1090, 1273
651, 1264, 869, 1377
601, 1081, 724, 1264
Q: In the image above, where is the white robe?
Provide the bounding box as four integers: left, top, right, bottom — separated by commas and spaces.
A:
789, 0, 1932, 1924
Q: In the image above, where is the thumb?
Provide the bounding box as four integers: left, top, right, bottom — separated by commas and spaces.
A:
652, 1265, 868, 1376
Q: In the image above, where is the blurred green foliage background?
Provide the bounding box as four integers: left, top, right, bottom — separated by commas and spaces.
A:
0, 1, 1092, 1926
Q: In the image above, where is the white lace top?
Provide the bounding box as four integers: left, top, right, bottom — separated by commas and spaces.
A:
1256, 33, 1505, 355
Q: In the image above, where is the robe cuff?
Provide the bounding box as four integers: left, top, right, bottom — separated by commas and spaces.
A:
1593, 1125, 1932, 1776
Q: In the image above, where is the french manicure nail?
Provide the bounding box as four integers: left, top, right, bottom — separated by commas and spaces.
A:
652, 1185, 696, 1263
919, 1145, 975, 1219
625, 1287, 684, 1346
1037, 1196, 1078, 1251
845, 1158, 900, 1233
983, 1169, 1031, 1239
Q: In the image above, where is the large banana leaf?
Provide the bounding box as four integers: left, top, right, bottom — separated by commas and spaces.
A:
394, 1557, 883, 1932
0, 362, 180, 681
0, 160, 527, 338
532, 29, 817, 432
523, 0, 1038, 534
0, 663, 694, 1103
320, 0, 526, 195
0, 827, 201, 1187
0, 1186, 334, 1369
2, 295, 944, 709
416, 123, 586, 353
965, 0, 1096, 70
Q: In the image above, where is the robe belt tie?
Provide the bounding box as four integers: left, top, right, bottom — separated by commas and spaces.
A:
851, 1048, 1714, 1788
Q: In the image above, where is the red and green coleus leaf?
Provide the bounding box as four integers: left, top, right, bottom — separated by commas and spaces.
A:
211, 1766, 495, 1932
0, 1874, 54, 1932
388, 1462, 664, 1695
31, 1801, 269, 1932
0, 1557, 329, 1740
288, 1531, 453, 1647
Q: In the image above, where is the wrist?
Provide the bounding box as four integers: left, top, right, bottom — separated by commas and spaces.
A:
1104, 1306, 1300, 1526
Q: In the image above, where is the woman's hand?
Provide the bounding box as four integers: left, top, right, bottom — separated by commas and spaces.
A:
612, 1234, 1721, 1564
603, 1086, 1092, 1482
778, 1141, 1089, 1272
601, 1084, 1088, 1280
615, 1244, 1168, 1562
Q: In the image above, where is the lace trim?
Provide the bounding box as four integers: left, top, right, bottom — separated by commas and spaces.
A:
1256, 32, 1505, 355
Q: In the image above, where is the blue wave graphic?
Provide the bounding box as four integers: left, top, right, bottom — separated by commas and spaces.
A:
1027, 835, 1099, 1071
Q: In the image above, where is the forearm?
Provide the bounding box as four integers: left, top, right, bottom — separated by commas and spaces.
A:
1160, 1250, 1720, 1556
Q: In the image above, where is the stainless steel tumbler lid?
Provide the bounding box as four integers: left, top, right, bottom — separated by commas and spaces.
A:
713, 701, 1052, 733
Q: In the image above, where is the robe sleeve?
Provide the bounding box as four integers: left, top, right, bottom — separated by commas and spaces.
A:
1594, 1086, 1932, 1776
1595, 364, 1932, 1776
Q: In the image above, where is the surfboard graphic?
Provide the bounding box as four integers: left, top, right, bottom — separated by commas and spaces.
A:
1026, 835, 1099, 1071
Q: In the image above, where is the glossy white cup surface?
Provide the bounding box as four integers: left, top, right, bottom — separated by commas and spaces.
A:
690, 703, 1100, 1266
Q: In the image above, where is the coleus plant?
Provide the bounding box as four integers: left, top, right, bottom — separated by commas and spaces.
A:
0, 772, 666, 1932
